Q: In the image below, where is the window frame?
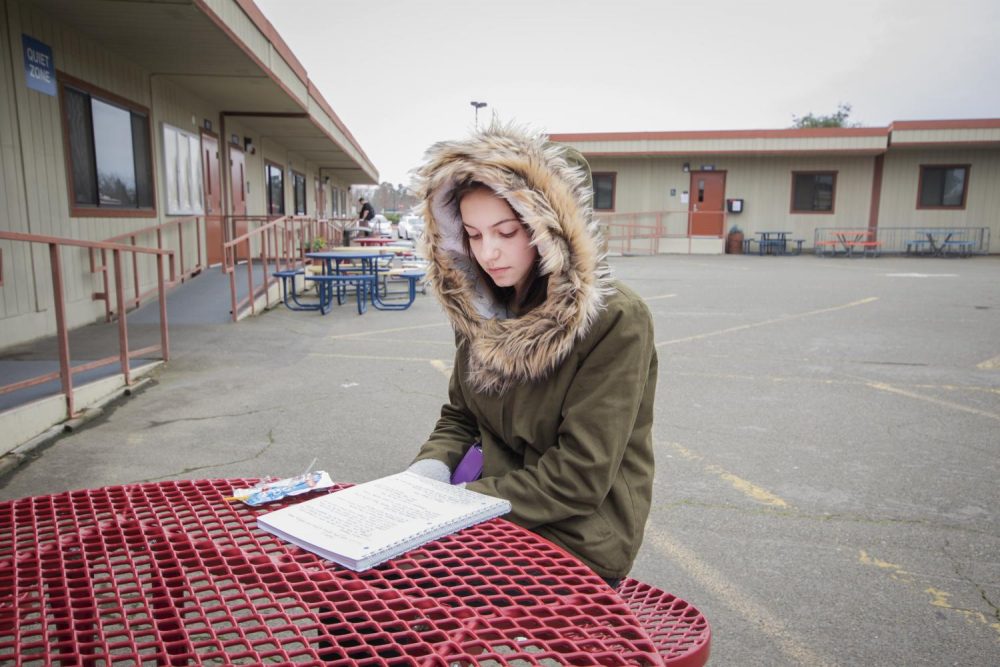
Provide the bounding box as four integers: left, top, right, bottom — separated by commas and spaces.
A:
265, 160, 285, 216
292, 170, 307, 216
592, 172, 617, 212
790, 170, 837, 214
916, 164, 970, 210
57, 71, 156, 218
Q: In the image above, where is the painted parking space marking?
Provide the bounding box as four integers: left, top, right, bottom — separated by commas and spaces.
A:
976, 354, 1000, 370
429, 359, 451, 378
858, 378, 1000, 422
884, 273, 958, 278
669, 442, 789, 508
327, 322, 450, 340
858, 550, 1000, 638
656, 297, 879, 347
643, 293, 677, 301
648, 529, 835, 667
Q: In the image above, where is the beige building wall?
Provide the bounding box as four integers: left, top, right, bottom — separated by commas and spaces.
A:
2, 0, 159, 346
1, 0, 363, 348
877, 148, 1000, 243
588, 154, 876, 245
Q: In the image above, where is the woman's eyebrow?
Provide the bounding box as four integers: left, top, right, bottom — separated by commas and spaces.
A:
463, 218, 520, 230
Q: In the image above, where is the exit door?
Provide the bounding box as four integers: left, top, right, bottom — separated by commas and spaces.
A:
229, 145, 249, 263
688, 171, 726, 237
201, 131, 223, 264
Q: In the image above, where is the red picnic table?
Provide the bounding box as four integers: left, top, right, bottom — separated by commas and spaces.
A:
0, 479, 711, 666
354, 237, 397, 247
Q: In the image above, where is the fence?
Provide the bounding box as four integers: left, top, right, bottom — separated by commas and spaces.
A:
814, 227, 990, 256
221, 216, 352, 322
92, 216, 205, 321
594, 210, 726, 255
0, 231, 172, 418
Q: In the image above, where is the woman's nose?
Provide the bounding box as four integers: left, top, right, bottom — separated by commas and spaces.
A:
483, 238, 501, 258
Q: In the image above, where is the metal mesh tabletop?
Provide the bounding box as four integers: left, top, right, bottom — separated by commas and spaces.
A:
0, 479, 709, 666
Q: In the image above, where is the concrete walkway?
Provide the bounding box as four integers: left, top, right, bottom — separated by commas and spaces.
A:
1, 254, 998, 666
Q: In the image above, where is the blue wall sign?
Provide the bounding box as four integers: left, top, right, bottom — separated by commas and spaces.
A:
23, 35, 56, 96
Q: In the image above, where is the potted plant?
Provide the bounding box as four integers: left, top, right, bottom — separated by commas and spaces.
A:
726, 224, 744, 254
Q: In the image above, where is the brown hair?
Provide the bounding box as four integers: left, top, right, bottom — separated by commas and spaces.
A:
449, 179, 548, 315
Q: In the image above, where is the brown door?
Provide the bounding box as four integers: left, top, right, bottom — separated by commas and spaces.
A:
201, 132, 224, 264
688, 171, 726, 236
228, 145, 248, 262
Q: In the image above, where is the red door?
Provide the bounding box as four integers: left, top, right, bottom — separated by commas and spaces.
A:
688, 171, 726, 237
228, 146, 248, 262
229, 146, 247, 216
201, 132, 223, 264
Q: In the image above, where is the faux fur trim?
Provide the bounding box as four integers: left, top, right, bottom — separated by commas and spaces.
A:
414, 123, 611, 394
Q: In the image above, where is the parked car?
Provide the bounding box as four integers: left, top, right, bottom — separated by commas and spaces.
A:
370, 214, 394, 238
398, 213, 425, 241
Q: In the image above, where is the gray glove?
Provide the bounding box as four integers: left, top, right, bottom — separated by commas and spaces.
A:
406, 458, 451, 484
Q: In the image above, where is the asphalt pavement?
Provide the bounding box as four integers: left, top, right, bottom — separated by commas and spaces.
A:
1, 253, 997, 666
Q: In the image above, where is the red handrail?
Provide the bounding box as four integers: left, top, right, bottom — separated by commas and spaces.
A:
90, 215, 205, 321
0, 231, 173, 418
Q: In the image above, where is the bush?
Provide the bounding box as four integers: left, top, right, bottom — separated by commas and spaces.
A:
385, 213, 401, 224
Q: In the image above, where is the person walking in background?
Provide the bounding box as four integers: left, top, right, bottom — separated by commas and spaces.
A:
405, 123, 658, 588
347, 196, 375, 246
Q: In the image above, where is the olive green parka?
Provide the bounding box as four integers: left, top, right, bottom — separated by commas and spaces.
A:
411, 124, 657, 579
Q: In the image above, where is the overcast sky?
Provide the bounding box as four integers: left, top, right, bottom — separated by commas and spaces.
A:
256, 0, 1000, 188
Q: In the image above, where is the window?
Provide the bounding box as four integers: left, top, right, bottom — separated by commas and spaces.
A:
593, 172, 616, 211
791, 172, 836, 213
918, 165, 969, 209
60, 75, 154, 214
162, 124, 204, 215
266, 162, 284, 215
292, 171, 306, 215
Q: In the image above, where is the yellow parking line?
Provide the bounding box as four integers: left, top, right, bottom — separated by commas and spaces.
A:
862, 380, 1000, 422
669, 442, 789, 508
648, 530, 835, 667
858, 550, 1000, 637
327, 322, 450, 340
976, 354, 1000, 370
643, 293, 677, 301
311, 352, 439, 363
656, 297, 878, 347
429, 359, 451, 378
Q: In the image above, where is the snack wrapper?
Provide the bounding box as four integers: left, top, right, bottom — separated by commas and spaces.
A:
229, 471, 333, 506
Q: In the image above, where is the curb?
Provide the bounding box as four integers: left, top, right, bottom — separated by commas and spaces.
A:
0, 378, 153, 480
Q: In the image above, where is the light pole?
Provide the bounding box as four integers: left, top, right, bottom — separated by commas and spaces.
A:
470, 101, 487, 129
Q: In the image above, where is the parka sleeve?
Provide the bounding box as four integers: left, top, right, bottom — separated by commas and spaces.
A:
467, 294, 656, 528
411, 346, 481, 472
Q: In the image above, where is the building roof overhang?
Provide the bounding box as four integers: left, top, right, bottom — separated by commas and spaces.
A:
30, 0, 377, 184
550, 120, 1000, 158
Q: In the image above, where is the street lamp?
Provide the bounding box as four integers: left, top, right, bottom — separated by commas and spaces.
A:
470, 100, 487, 129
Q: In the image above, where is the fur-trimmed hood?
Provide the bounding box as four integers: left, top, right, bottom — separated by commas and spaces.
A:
414, 124, 611, 395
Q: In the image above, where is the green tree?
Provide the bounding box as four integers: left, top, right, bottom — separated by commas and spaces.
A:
792, 103, 860, 128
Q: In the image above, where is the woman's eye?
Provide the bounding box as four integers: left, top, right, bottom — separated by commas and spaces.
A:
500, 231, 518, 239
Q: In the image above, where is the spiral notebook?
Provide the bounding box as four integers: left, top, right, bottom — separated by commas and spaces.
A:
257, 471, 511, 571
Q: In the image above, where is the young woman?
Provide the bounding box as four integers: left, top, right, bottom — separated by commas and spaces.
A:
407, 124, 657, 586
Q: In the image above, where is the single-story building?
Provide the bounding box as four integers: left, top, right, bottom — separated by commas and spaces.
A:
550, 119, 1000, 254
1, 0, 377, 349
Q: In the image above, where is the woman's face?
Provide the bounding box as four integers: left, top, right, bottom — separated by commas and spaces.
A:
459, 188, 538, 300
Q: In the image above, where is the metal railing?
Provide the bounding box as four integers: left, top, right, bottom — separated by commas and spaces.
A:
91, 215, 205, 321
814, 226, 990, 255
0, 231, 173, 417
594, 209, 726, 255
221, 215, 352, 322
